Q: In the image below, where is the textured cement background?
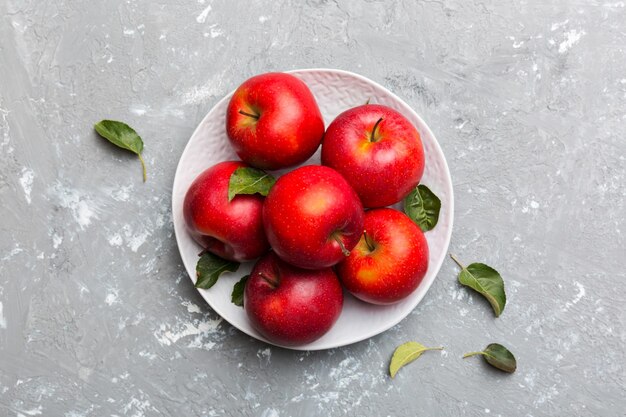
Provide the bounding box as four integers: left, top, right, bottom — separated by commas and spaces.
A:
1, 0, 625, 416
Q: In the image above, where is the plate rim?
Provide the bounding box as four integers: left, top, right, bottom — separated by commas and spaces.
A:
172, 68, 454, 350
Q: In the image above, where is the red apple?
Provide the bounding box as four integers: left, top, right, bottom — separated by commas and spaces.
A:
244, 252, 343, 346
225, 73, 325, 170
263, 165, 364, 269
336, 208, 429, 305
183, 161, 269, 262
321, 104, 425, 208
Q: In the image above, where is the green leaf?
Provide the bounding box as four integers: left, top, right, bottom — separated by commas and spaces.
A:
228, 167, 276, 202
195, 252, 240, 289
450, 254, 506, 317
389, 341, 443, 378
94, 120, 147, 182
231, 275, 250, 307
463, 343, 517, 373
403, 184, 441, 232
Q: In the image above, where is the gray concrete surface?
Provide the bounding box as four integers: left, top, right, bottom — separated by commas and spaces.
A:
1, 0, 625, 416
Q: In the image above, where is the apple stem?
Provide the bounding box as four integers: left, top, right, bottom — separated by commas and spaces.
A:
239, 109, 259, 120
363, 230, 376, 252
365, 98, 371, 105
370, 117, 384, 142
449, 253, 465, 270
333, 234, 350, 257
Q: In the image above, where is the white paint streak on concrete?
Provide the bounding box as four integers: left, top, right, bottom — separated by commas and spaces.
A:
17, 406, 43, 416
52, 233, 63, 249
260, 409, 279, 417
2, 246, 23, 261
108, 233, 123, 247
108, 224, 150, 251
534, 384, 560, 406
123, 396, 154, 417
126, 228, 150, 252
105, 288, 119, 306
0, 106, 13, 153
562, 281, 586, 312
154, 316, 222, 350
196, 5, 212, 23
551, 19, 569, 31
329, 357, 362, 389
138, 350, 158, 360
558, 29, 585, 53
182, 82, 219, 105
507, 36, 524, 48
129, 104, 149, 116
181, 300, 202, 314
257, 347, 272, 366
107, 184, 134, 201
572, 282, 586, 303
52, 183, 98, 230
0, 302, 6, 329
208, 25, 224, 38
19, 167, 34, 204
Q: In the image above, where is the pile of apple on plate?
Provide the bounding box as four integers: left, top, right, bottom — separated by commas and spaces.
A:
183, 72, 438, 347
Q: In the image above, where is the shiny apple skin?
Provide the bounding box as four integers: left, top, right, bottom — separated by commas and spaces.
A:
244, 252, 343, 346
263, 165, 364, 269
183, 161, 269, 262
321, 104, 425, 208
226, 72, 325, 170
337, 208, 429, 305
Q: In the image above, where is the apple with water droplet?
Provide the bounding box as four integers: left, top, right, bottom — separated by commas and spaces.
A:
244, 252, 343, 346
183, 161, 269, 262
337, 208, 429, 304
226, 72, 325, 170
263, 165, 364, 269
322, 104, 425, 208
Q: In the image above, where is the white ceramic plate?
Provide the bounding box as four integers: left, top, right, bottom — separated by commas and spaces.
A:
172, 69, 453, 350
